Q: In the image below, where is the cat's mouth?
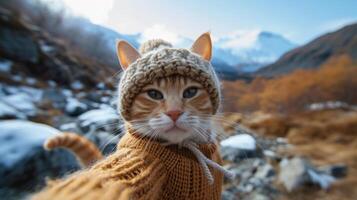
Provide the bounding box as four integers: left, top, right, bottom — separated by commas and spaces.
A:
164, 125, 187, 134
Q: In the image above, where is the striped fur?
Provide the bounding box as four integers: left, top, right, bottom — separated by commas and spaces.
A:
129, 75, 215, 144
44, 132, 103, 167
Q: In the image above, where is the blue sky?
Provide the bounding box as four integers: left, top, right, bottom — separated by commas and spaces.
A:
61, 0, 357, 44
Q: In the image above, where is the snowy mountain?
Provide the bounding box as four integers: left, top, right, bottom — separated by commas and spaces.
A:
68, 20, 296, 77
215, 30, 297, 72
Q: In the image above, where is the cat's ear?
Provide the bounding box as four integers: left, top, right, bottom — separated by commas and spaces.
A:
191, 32, 212, 61
116, 40, 141, 70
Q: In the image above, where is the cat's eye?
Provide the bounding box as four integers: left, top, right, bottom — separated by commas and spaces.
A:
147, 89, 164, 100
183, 87, 198, 99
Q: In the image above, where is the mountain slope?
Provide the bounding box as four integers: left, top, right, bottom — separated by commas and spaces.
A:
257, 23, 357, 77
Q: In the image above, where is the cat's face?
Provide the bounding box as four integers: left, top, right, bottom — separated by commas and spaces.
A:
128, 76, 214, 144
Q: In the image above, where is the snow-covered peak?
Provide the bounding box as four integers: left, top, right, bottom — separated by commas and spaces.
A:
215, 30, 296, 65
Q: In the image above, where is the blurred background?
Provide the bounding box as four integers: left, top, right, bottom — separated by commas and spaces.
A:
0, 0, 356, 199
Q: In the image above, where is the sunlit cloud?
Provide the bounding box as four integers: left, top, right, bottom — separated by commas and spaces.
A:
61, 0, 114, 24
139, 24, 192, 47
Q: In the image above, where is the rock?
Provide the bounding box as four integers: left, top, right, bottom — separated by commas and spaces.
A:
255, 163, 275, 179
220, 134, 262, 162
0, 120, 80, 190
221, 134, 256, 150
222, 186, 240, 200
0, 27, 39, 63
244, 191, 271, 200
222, 190, 238, 200
77, 106, 121, 134
65, 97, 88, 116
319, 164, 347, 178
279, 157, 335, 191
0, 85, 43, 120
221, 146, 262, 162
43, 88, 67, 109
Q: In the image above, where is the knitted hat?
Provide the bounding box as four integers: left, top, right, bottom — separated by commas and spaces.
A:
116, 33, 221, 121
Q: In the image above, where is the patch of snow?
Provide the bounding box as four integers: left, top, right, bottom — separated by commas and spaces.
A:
307, 169, 335, 190
220, 134, 256, 150
62, 89, 73, 97
1, 93, 37, 116
0, 101, 26, 119
12, 75, 22, 82
40, 43, 54, 53
308, 101, 349, 111
100, 96, 110, 103
18, 86, 43, 101
78, 107, 118, 128
25, 77, 37, 85
0, 120, 60, 167
97, 82, 105, 89
48, 80, 57, 87
71, 81, 84, 90
59, 122, 77, 131
65, 98, 88, 113
0, 60, 12, 72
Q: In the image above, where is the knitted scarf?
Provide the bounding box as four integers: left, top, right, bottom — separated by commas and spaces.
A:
33, 132, 226, 200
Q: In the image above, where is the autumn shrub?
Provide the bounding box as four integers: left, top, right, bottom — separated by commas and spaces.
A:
222, 55, 357, 113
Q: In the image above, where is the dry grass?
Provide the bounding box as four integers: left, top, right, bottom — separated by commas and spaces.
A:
224, 109, 357, 200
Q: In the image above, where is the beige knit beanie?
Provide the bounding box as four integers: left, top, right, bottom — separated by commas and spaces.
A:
116, 33, 221, 121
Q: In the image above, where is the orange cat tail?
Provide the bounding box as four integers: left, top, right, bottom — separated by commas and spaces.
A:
44, 132, 103, 167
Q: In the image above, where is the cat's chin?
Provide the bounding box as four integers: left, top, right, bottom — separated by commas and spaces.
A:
159, 127, 190, 144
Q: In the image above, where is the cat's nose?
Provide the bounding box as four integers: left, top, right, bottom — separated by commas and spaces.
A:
166, 110, 183, 122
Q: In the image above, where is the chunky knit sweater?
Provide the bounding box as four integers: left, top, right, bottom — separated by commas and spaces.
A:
32, 132, 223, 200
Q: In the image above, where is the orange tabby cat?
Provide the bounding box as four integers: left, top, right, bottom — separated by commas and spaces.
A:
33, 33, 232, 200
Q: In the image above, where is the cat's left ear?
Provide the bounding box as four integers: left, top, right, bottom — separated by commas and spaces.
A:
116, 40, 141, 70
191, 32, 212, 61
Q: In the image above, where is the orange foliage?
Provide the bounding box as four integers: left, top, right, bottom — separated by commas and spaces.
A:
222, 55, 357, 113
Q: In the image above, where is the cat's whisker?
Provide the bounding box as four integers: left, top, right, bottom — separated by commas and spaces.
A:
99, 134, 122, 153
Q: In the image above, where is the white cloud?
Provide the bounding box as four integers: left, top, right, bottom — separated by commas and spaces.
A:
61, 0, 114, 24
139, 24, 192, 47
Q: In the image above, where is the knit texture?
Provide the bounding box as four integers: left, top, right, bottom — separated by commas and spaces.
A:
32, 132, 223, 200
118, 41, 221, 121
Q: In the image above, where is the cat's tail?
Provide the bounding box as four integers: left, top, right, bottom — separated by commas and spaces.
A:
44, 132, 103, 167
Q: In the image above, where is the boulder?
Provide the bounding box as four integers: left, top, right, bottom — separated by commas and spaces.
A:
0, 27, 39, 63
220, 134, 262, 162
65, 97, 88, 116
278, 157, 335, 191
77, 106, 121, 134
0, 120, 80, 191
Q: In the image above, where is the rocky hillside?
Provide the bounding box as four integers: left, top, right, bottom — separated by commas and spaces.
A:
257, 23, 357, 77
0, 7, 117, 89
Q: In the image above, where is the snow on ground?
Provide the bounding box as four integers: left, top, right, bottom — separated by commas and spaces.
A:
65, 97, 88, 113
71, 81, 84, 90
4, 85, 43, 101
0, 101, 26, 119
0, 85, 43, 118
220, 134, 256, 150
0, 120, 60, 168
1, 93, 37, 117
0, 60, 12, 72
308, 101, 349, 111
307, 169, 335, 190
78, 106, 119, 128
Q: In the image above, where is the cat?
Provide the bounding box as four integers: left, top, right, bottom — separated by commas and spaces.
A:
33, 32, 233, 200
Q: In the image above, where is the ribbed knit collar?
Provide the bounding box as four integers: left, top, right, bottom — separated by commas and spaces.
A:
118, 132, 217, 170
